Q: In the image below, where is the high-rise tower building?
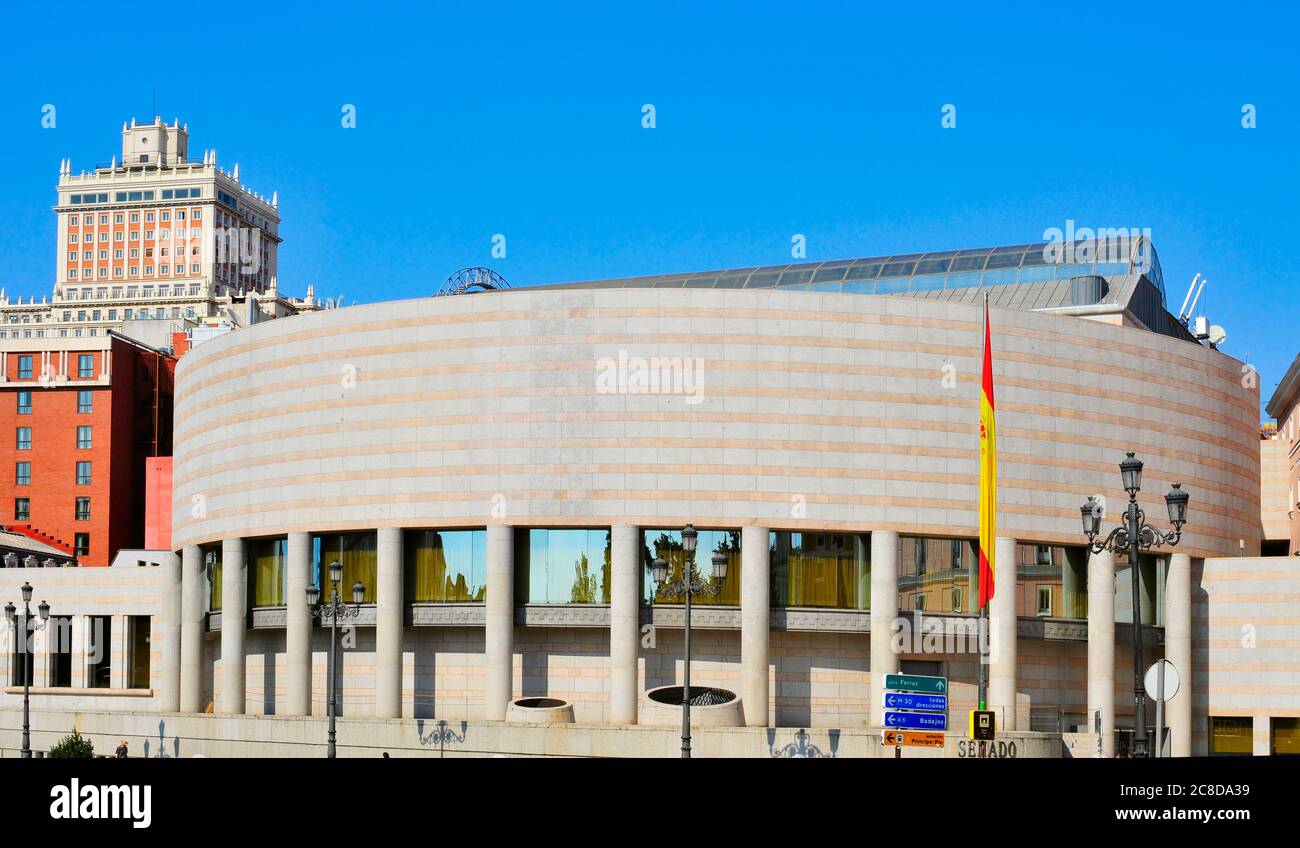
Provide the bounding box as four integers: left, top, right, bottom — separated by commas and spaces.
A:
0, 117, 316, 344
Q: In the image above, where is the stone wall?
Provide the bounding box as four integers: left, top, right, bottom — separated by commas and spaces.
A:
0, 706, 1061, 759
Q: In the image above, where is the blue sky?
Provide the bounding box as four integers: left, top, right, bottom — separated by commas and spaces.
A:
1, 2, 1296, 412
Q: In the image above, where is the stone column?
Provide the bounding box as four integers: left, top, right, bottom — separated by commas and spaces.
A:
609, 524, 641, 725
485, 524, 514, 721
218, 537, 247, 714
1087, 549, 1116, 757
179, 545, 204, 712
31, 612, 47, 688
870, 530, 900, 726
110, 614, 128, 690
285, 532, 312, 716
740, 525, 771, 727
989, 536, 1018, 731
1253, 715, 1271, 756
375, 527, 404, 719
156, 551, 182, 712
71, 616, 88, 689
1165, 553, 1192, 757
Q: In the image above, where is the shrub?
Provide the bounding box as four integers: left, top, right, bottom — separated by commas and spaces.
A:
48, 730, 94, 758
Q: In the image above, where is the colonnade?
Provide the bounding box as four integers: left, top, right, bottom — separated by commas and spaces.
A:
166, 527, 1192, 753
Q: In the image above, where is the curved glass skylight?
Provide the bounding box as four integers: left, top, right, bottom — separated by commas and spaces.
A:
565, 236, 1165, 306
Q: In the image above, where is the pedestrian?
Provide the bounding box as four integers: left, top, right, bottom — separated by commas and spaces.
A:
115, 739, 128, 758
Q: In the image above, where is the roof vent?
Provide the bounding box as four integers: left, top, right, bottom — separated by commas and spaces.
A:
1070, 275, 1107, 306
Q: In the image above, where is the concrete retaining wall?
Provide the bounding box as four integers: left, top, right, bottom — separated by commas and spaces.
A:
0, 707, 1060, 758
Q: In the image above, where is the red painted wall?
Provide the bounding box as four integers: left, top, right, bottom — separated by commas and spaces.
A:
145, 456, 173, 550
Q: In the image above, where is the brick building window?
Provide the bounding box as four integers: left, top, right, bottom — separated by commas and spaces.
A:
17, 390, 31, 414
75, 534, 90, 558
76, 461, 91, 485
77, 354, 94, 378
16, 462, 30, 485
76, 426, 91, 449
16, 427, 31, 450
17, 355, 33, 379
77, 390, 92, 413
14, 497, 30, 521
75, 498, 90, 521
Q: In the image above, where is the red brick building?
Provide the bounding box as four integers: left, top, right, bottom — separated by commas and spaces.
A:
0, 333, 174, 566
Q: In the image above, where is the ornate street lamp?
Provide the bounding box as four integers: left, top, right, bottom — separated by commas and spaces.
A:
1081, 453, 1189, 758
307, 560, 364, 758
647, 524, 729, 759
6, 582, 50, 758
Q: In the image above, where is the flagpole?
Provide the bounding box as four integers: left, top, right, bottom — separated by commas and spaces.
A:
978, 605, 987, 711
978, 290, 989, 713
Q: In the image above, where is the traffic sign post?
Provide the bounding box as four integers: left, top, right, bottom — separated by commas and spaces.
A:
883, 692, 948, 712
884, 673, 948, 694
884, 710, 947, 730
883, 673, 949, 755
1144, 660, 1180, 758
882, 730, 944, 749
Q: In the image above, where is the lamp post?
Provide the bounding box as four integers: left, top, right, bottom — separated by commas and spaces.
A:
647, 524, 729, 759
306, 560, 364, 759
5, 582, 50, 759
1081, 453, 1189, 758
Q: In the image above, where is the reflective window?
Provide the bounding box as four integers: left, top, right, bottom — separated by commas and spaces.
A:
1208, 717, 1252, 756
250, 537, 288, 606
128, 616, 151, 689
899, 537, 974, 612
1115, 553, 1164, 627
312, 532, 377, 603
642, 528, 740, 606
1017, 543, 1086, 619
770, 531, 869, 609
205, 544, 223, 611
1272, 718, 1300, 756
516, 528, 611, 604
87, 616, 110, 687
406, 529, 487, 602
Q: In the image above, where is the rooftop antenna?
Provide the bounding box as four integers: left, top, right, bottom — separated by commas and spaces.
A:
1178, 273, 1200, 323
1186, 276, 1207, 321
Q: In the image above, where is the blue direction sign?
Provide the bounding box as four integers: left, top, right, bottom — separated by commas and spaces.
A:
883, 692, 948, 712
884, 673, 947, 694
884, 710, 947, 730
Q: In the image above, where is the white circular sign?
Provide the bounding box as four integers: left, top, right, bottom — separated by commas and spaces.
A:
1144, 659, 1180, 701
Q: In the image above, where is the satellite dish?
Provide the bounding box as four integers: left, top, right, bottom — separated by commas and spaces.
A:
1208, 325, 1227, 346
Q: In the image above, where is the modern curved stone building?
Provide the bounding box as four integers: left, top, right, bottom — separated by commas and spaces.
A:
156, 240, 1279, 756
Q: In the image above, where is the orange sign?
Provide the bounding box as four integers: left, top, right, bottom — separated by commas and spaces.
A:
882, 730, 945, 749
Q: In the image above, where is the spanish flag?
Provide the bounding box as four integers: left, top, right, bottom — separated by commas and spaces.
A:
978, 300, 997, 609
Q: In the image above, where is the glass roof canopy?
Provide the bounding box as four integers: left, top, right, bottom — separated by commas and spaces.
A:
564, 236, 1165, 307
